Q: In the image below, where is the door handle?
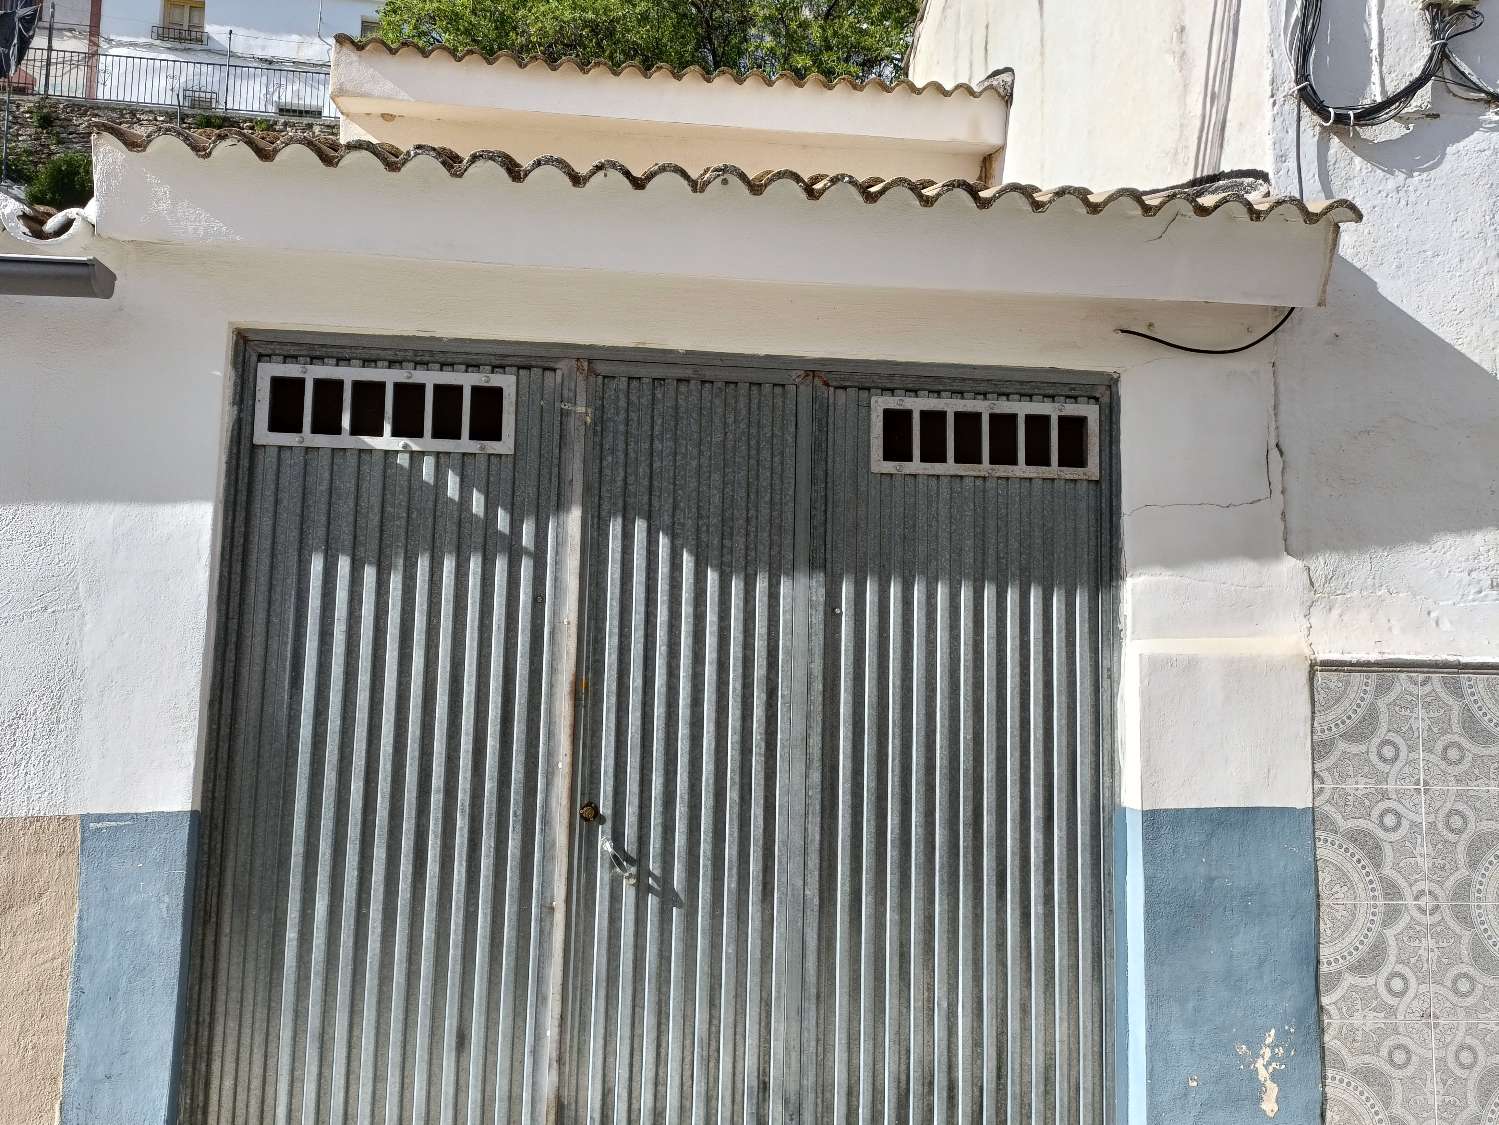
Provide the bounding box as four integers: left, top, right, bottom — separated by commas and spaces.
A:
599, 832, 638, 886
580, 800, 637, 886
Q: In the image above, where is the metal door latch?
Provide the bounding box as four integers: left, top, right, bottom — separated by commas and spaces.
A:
580, 801, 637, 885
599, 833, 638, 886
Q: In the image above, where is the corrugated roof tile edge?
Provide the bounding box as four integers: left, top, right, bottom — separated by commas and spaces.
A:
332, 33, 1011, 100
91, 122, 1363, 224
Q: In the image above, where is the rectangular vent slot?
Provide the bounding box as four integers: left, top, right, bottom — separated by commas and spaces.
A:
871, 396, 1100, 480
254, 362, 518, 454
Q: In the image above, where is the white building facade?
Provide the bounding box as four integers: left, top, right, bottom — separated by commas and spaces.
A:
22, 0, 379, 117
909, 4, 1499, 1124
0, 6, 1492, 1125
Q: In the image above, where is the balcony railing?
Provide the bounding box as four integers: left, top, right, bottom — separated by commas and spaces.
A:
1, 45, 334, 120
152, 24, 209, 46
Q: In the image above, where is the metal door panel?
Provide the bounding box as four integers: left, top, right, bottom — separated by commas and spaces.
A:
811, 386, 1110, 1125
185, 362, 577, 1125
561, 375, 813, 1125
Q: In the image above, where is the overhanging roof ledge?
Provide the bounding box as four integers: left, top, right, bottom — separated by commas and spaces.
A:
330, 35, 1009, 181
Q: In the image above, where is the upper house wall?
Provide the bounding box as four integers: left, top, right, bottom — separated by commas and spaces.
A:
1264, 0, 1499, 659
44, 0, 93, 27
330, 37, 1009, 181
907, 0, 1273, 187
910, 0, 1499, 662
98, 0, 376, 62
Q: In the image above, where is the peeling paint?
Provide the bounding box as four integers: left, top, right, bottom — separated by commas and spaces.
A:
1236, 1029, 1284, 1118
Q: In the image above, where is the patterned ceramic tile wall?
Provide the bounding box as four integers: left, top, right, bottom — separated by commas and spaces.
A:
1316, 671, 1499, 1125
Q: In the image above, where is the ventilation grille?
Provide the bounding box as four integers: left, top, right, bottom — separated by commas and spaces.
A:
870, 395, 1100, 480
253, 361, 518, 454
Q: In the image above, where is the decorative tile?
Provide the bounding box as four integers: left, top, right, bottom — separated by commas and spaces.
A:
1426, 788, 1499, 903
1431, 901, 1499, 1020
1316, 785, 1427, 902
1315, 671, 1423, 788
1435, 1023, 1499, 1125
1423, 675, 1499, 789
1322, 1021, 1435, 1125
1321, 900, 1433, 1022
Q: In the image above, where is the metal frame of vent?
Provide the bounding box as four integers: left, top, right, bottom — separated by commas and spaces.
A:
253, 360, 518, 454
178, 86, 219, 110
870, 395, 1100, 480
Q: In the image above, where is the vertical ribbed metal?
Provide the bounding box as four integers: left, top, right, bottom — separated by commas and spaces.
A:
562, 375, 809, 1124
813, 385, 1109, 1125
190, 355, 1111, 1125
185, 361, 575, 1125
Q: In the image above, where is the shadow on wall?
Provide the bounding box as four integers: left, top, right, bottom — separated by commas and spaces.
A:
1291, 0, 1499, 179
1306, 93, 1499, 178
1277, 258, 1499, 562
1191, 0, 1245, 177
1125, 255, 1499, 576
1272, 2, 1499, 569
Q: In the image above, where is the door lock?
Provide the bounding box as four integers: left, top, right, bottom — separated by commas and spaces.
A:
579, 801, 600, 824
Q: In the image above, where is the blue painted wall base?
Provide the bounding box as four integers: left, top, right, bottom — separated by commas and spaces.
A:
1118, 806, 1322, 1125
62, 811, 197, 1125
56, 806, 1316, 1124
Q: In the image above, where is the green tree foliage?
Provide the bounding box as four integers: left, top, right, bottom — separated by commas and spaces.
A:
374, 0, 921, 80
26, 152, 92, 210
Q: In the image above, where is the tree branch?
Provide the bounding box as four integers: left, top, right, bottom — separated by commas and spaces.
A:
688, 0, 720, 69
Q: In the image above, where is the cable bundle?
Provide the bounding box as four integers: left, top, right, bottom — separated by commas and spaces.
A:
1292, 0, 1497, 127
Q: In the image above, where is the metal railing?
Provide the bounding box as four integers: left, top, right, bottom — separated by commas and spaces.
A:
3, 44, 333, 119
152, 25, 209, 46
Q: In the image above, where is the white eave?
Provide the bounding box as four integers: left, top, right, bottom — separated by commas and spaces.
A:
329, 36, 1010, 183
87, 127, 1359, 309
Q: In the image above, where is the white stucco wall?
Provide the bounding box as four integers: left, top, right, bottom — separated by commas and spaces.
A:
911, 0, 1499, 669
0, 200, 1309, 818
908, 0, 1273, 188
1266, 0, 1499, 660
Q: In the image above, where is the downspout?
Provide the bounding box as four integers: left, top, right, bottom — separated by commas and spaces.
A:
0, 255, 115, 297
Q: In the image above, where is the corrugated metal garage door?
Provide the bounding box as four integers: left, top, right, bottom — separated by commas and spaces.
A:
560, 374, 814, 1125
186, 351, 1112, 1125
811, 384, 1111, 1125
183, 359, 583, 1125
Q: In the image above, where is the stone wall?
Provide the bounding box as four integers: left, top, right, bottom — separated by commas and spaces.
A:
1, 96, 336, 180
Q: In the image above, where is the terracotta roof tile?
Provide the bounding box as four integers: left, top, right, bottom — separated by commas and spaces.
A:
92, 122, 1363, 225
334, 34, 1012, 100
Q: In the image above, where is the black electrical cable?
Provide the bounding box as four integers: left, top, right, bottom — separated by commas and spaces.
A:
1140, 168, 1271, 195
1292, 0, 1494, 128
1115, 308, 1296, 355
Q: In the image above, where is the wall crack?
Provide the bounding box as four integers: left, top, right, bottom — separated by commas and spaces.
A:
1124, 494, 1271, 515
1270, 355, 1316, 658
